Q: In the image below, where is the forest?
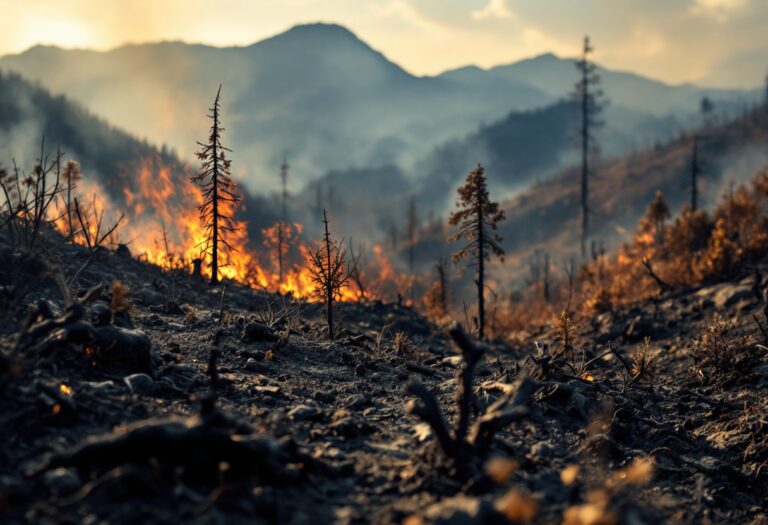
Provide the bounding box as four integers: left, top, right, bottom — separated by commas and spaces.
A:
1, 6, 768, 525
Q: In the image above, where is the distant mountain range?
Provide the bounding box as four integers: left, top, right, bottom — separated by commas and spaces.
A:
1, 23, 760, 193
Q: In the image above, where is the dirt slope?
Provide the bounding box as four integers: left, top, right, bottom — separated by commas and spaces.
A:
1, 230, 767, 524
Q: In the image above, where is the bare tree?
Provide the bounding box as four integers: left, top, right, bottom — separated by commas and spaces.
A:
423, 256, 449, 317
61, 159, 81, 240
647, 191, 671, 246
571, 36, 606, 258
347, 239, 368, 301
308, 209, 349, 340
700, 96, 715, 127
278, 156, 289, 286
0, 137, 64, 251
191, 85, 241, 285
407, 196, 417, 303
529, 250, 551, 302
763, 70, 768, 114
690, 136, 701, 211
449, 164, 505, 339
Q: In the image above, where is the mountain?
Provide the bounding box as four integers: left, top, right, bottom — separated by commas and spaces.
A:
0, 24, 551, 192
2, 24, 758, 193
440, 52, 759, 117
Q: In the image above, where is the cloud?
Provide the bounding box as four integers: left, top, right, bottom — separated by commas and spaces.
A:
690, 0, 749, 20
371, 0, 448, 32
471, 0, 515, 20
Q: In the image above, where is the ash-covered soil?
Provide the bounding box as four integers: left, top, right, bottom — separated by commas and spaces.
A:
1, 234, 767, 524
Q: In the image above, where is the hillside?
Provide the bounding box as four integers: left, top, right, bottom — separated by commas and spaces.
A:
496, 106, 768, 283
0, 70, 180, 205
1, 24, 759, 192
0, 71, 279, 252
1, 203, 767, 524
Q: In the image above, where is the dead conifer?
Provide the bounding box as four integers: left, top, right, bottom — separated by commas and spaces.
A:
449, 163, 505, 339
572, 36, 606, 258
307, 209, 349, 340
191, 85, 242, 285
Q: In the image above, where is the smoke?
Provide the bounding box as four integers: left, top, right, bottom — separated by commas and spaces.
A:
705, 142, 768, 208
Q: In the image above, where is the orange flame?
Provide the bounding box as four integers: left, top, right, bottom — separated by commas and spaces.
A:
53, 157, 404, 302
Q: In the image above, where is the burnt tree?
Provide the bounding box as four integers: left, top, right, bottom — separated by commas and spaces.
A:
192, 85, 241, 285
690, 136, 701, 211
308, 209, 349, 340
571, 36, 605, 259
407, 196, 417, 304
278, 156, 289, 286
449, 164, 505, 339
423, 256, 449, 317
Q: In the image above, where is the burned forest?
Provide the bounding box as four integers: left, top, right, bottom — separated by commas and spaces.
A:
2, 5, 768, 525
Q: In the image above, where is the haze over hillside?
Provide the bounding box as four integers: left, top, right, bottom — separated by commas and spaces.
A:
1, 23, 760, 194
0, 71, 279, 243
420, 106, 768, 288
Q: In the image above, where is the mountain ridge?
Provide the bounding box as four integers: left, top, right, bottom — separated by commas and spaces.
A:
1, 22, 759, 194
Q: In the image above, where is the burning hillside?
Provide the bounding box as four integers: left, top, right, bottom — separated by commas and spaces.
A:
50, 155, 404, 303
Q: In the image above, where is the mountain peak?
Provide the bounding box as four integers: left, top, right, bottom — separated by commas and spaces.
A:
269, 22, 362, 46
530, 52, 560, 61
284, 22, 357, 38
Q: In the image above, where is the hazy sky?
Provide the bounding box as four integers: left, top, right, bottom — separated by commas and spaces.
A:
1, 0, 766, 87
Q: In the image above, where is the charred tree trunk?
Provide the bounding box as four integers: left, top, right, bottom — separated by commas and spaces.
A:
691, 137, 699, 212
580, 48, 590, 260
278, 157, 289, 287
323, 210, 334, 340
476, 196, 485, 339
437, 258, 447, 314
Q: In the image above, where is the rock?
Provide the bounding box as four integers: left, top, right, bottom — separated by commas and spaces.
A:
346, 394, 369, 410
328, 416, 375, 438
711, 283, 754, 309
88, 303, 113, 327
135, 287, 165, 306
245, 358, 269, 373
288, 404, 321, 422
44, 467, 80, 497
442, 355, 463, 367
530, 441, 554, 460
252, 385, 282, 396
624, 316, 654, 343
314, 391, 336, 403
81, 380, 117, 391
566, 392, 591, 421
419, 495, 500, 525
90, 325, 152, 373
241, 321, 278, 343
124, 373, 154, 394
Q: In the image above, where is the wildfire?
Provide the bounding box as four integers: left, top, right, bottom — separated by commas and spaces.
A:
53, 157, 403, 302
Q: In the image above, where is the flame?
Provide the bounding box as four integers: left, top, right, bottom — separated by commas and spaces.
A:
59, 384, 73, 396
52, 157, 404, 302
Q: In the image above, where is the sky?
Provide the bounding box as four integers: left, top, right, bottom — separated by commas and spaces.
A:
0, 0, 766, 87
